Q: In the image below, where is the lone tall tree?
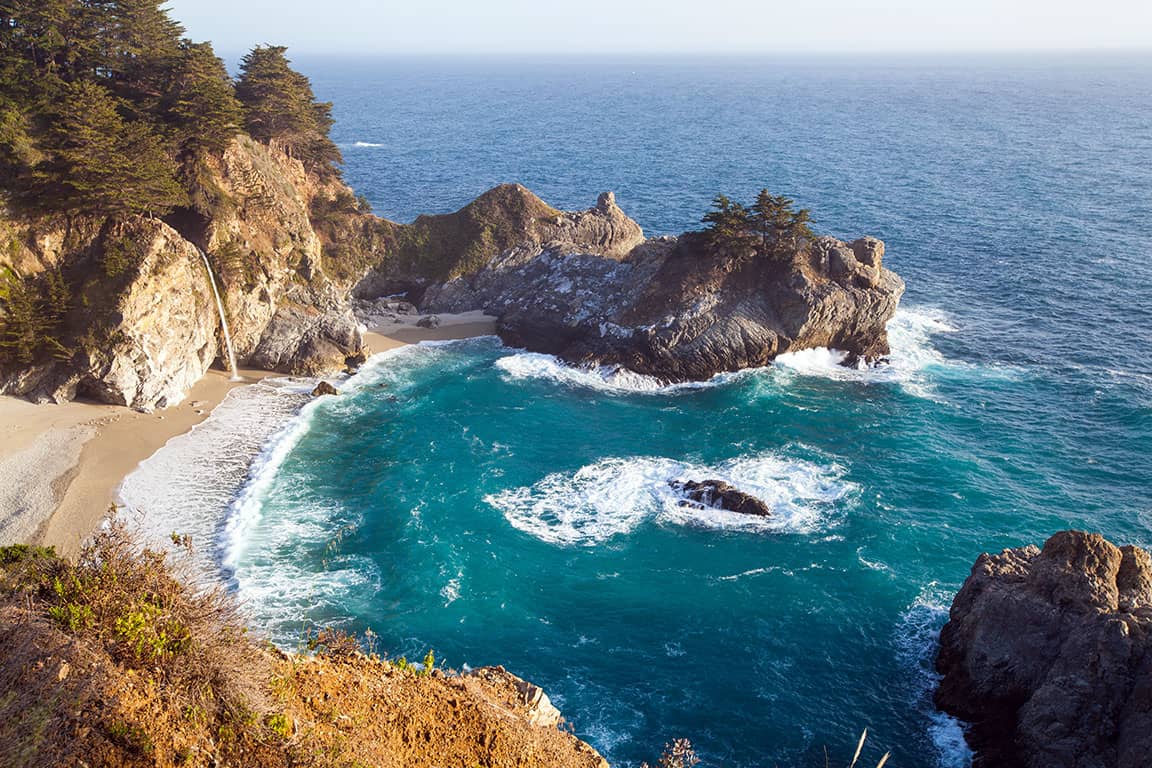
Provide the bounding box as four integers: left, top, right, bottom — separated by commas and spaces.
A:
235, 46, 341, 173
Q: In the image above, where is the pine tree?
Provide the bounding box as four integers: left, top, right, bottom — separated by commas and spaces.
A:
30, 80, 186, 216
102, 0, 185, 110
702, 194, 753, 253
164, 41, 242, 157
750, 189, 814, 257
235, 45, 342, 173
0, 268, 70, 365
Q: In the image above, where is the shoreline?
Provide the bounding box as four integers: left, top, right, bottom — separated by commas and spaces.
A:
0, 313, 496, 557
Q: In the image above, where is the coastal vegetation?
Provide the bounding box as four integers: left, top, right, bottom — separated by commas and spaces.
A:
0, 1, 340, 218
0, 1, 372, 389
700, 190, 814, 259
0, 524, 609, 767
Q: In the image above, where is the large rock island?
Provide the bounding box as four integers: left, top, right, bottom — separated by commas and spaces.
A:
369, 185, 905, 383
935, 531, 1152, 768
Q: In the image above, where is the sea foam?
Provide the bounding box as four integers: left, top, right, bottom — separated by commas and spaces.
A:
493, 307, 959, 397
485, 452, 856, 546
494, 352, 753, 394
118, 377, 316, 581
771, 306, 960, 397
894, 583, 974, 768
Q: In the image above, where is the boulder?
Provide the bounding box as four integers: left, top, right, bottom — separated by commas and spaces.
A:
416, 314, 440, 329
670, 479, 772, 517
935, 531, 1152, 768
311, 381, 339, 397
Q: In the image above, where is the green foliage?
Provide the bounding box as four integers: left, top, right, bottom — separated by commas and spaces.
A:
701, 194, 755, 256
104, 720, 155, 756
0, 543, 55, 565
0, 2, 342, 218
163, 41, 243, 157
101, 233, 144, 278
265, 712, 292, 739
0, 267, 70, 366
48, 601, 95, 632
701, 189, 814, 260
420, 649, 436, 677
30, 80, 187, 216
113, 600, 192, 660
236, 46, 341, 173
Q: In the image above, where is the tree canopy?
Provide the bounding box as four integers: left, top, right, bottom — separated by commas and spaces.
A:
236, 46, 341, 173
0, 1, 340, 217
701, 189, 814, 259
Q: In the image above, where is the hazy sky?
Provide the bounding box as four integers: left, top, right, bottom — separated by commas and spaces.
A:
168, 0, 1152, 56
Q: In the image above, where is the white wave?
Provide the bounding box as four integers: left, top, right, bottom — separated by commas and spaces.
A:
494, 351, 753, 394
493, 306, 960, 397
894, 583, 973, 768
485, 453, 855, 546
118, 377, 315, 581
772, 306, 959, 397
352, 141, 384, 148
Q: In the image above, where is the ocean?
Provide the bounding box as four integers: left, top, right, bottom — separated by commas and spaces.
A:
121, 54, 1152, 767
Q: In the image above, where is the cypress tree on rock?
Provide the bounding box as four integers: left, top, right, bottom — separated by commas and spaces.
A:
235, 45, 342, 173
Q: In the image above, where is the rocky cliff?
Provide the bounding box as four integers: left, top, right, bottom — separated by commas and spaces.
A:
412, 190, 904, 382
935, 531, 1152, 768
0, 136, 386, 409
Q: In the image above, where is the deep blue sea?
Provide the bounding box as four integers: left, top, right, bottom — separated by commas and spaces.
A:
126, 54, 1152, 767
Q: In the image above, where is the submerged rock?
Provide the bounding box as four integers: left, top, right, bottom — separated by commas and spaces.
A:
935, 530, 1152, 768
670, 479, 772, 517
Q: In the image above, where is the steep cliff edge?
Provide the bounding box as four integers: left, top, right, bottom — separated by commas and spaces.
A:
935, 531, 1152, 768
0, 136, 387, 409
405, 191, 903, 382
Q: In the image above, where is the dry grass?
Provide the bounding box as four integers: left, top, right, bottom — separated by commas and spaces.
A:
0, 523, 609, 768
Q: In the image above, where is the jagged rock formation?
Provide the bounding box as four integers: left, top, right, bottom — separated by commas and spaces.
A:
935, 531, 1152, 768
3, 174, 902, 406
355, 184, 644, 299
414, 192, 903, 382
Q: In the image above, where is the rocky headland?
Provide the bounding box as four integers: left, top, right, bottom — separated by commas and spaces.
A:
399, 186, 905, 383
935, 531, 1152, 768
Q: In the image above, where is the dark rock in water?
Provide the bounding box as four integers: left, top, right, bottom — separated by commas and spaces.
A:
935, 530, 1152, 768
416, 315, 441, 329
311, 381, 339, 397
669, 480, 771, 517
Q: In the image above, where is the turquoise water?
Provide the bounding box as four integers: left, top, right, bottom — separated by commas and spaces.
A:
223, 314, 1148, 767
145, 55, 1152, 767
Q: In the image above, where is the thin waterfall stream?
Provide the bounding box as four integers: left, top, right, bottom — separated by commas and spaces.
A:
198, 249, 242, 381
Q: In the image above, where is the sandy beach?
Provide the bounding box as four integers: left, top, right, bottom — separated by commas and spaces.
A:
0, 312, 496, 557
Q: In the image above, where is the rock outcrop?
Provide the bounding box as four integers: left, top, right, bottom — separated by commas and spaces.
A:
416, 197, 904, 382
0, 136, 377, 408
670, 479, 772, 517
935, 531, 1152, 768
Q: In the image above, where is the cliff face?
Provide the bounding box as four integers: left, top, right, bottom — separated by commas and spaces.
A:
0, 136, 383, 409
935, 531, 1152, 768
414, 194, 903, 382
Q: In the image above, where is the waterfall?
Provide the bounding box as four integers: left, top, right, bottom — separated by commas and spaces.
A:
197, 249, 242, 381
